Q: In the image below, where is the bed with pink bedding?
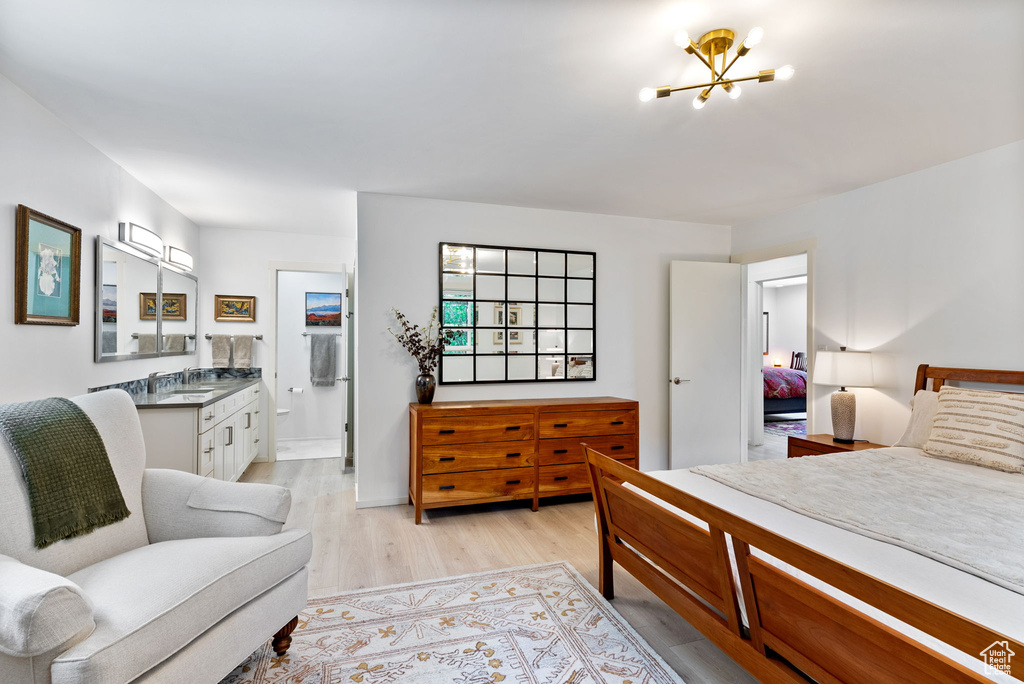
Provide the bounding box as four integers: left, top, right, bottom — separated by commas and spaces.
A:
763, 366, 806, 415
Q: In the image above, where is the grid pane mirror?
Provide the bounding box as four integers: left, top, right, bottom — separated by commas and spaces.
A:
440, 242, 595, 384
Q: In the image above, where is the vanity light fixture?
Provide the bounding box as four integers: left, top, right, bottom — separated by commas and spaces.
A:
119, 222, 163, 258
638, 26, 794, 109
163, 245, 194, 272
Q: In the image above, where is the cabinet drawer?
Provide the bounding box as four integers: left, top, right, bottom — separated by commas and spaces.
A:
788, 444, 830, 458
422, 443, 536, 474
538, 463, 590, 495
421, 468, 535, 505
540, 434, 636, 466
538, 409, 636, 439
198, 431, 215, 477
421, 414, 534, 445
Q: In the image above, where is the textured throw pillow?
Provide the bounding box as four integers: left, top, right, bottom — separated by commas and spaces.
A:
893, 390, 939, 449
923, 386, 1024, 473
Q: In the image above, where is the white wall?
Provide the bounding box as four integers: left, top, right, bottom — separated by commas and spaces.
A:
197, 225, 356, 459
276, 270, 346, 441
356, 193, 731, 506
0, 73, 200, 402
764, 284, 807, 367
732, 139, 1024, 444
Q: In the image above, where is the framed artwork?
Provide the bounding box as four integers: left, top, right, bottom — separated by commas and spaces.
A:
140, 293, 187, 321
15, 205, 82, 325
493, 330, 504, 345
305, 292, 342, 326
508, 330, 522, 345
214, 294, 256, 322
493, 305, 504, 326
763, 311, 769, 355
508, 306, 521, 326
102, 285, 117, 322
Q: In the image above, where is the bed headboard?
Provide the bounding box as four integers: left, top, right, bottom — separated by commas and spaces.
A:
915, 364, 1024, 392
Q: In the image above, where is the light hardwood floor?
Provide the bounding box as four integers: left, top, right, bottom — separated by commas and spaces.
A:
241, 458, 758, 684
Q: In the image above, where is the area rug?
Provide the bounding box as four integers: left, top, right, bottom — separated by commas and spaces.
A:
222, 561, 684, 684
763, 420, 806, 437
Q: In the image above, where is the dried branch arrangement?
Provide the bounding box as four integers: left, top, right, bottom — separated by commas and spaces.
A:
388, 307, 453, 375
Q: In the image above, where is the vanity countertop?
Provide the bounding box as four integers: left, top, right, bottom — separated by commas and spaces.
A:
132, 377, 260, 410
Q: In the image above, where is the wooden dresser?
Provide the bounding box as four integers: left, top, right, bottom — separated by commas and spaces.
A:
409, 397, 639, 523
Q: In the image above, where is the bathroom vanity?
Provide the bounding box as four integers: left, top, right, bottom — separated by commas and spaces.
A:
135, 378, 262, 481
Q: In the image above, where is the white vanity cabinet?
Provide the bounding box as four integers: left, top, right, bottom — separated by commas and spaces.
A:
138, 383, 262, 481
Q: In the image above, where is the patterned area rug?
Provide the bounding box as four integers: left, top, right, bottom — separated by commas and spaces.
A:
763, 420, 806, 437
223, 561, 684, 684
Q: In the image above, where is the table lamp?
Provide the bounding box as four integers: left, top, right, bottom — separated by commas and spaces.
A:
812, 348, 873, 443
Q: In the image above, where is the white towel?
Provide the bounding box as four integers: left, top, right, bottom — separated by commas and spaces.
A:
211, 335, 231, 368
164, 334, 185, 352
137, 334, 157, 354
233, 335, 254, 369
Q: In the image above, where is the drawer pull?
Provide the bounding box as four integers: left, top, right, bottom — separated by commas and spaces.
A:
553, 423, 568, 428
611, 421, 625, 425
505, 425, 521, 431
554, 449, 568, 454
204, 414, 213, 421
439, 429, 456, 434
506, 453, 521, 458
554, 476, 569, 481
611, 445, 624, 451
203, 447, 213, 455
506, 480, 521, 485
440, 457, 455, 462
439, 485, 455, 490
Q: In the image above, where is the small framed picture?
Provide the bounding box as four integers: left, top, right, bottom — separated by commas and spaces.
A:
508, 330, 522, 345
214, 294, 256, 322
508, 306, 521, 327
15, 205, 82, 326
493, 330, 504, 345
306, 292, 342, 326
493, 305, 504, 326
139, 293, 187, 321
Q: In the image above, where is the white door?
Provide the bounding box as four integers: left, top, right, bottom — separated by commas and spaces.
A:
669, 261, 743, 468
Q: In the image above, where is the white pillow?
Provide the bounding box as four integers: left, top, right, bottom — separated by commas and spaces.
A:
893, 390, 938, 450
923, 386, 1024, 473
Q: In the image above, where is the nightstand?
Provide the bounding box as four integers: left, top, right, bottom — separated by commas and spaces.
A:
787, 434, 887, 458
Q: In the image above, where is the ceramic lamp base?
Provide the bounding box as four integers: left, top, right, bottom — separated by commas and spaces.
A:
830, 390, 856, 443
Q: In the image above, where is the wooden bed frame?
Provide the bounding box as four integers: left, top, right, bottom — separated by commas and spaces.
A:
585, 364, 1024, 683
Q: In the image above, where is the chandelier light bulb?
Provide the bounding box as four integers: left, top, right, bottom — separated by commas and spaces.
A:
727, 84, 742, 99
673, 30, 690, 48
692, 93, 707, 109
744, 27, 764, 47
639, 87, 656, 102
776, 64, 795, 81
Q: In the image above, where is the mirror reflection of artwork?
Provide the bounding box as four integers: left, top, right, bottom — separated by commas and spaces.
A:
305, 292, 342, 326
509, 330, 522, 345
102, 285, 117, 322
140, 293, 187, 321
493, 306, 504, 325
508, 306, 521, 326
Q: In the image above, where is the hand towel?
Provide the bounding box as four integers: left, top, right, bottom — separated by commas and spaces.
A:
102, 331, 117, 354
137, 334, 157, 354
233, 335, 254, 369
212, 334, 231, 368
0, 397, 131, 548
310, 335, 336, 387
164, 334, 185, 352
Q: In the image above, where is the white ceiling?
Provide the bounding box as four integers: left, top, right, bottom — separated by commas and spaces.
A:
1, 1, 1022, 234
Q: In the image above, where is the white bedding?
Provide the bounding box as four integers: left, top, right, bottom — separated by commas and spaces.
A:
637, 447, 1024, 681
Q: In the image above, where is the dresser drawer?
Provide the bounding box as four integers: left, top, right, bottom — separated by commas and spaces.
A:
421, 468, 535, 505
540, 434, 637, 465
538, 409, 636, 439
538, 463, 590, 495
421, 413, 534, 445
422, 443, 536, 474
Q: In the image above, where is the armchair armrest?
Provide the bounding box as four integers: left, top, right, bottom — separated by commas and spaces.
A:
142, 469, 292, 543
0, 555, 94, 657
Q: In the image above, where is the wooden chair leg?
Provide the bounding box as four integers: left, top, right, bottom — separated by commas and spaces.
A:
272, 616, 299, 656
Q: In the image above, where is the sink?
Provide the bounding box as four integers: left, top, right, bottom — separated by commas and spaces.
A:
157, 392, 212, 405
169, 387, 216, 394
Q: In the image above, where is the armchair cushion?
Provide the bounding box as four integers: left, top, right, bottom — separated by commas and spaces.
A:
52, 529, 312, 684
142, 469, 290, 543
0, 555, 94, 657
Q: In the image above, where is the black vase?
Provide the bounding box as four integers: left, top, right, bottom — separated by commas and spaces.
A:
415, 373, 436, 404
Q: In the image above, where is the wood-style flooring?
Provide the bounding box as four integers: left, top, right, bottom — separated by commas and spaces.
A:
241, 456, 761, 683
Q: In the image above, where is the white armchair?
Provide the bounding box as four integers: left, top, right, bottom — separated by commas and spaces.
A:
0, 390, 312, 684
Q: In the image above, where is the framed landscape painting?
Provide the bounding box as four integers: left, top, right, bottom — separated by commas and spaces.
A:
214, 294, 256, 322
102, 285, 117, 322
305, 292, 342, 326
15, 205, 81, 325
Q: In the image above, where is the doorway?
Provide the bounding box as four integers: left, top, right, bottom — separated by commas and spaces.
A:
274, 268, 348, 461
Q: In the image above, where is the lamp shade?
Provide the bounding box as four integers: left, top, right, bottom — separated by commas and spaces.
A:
812, 350, 873, 388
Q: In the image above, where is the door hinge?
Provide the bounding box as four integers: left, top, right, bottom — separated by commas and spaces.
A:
344, 422, 349, 432
345, 288, 349, 298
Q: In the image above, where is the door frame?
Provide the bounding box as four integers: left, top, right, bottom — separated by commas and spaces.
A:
731, 239, 817, 452
265, 260, 349, 463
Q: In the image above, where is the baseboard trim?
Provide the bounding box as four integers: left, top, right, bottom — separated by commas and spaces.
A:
355, 496, 407, 509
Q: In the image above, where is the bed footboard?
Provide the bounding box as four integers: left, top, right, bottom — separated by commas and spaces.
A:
584, 446, 1022, 683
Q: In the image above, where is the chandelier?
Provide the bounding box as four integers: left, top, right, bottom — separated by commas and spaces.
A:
639, 27, 794, 109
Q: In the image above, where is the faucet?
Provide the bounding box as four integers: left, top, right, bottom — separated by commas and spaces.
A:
147, 371, 178, 395
182, 366, 199, 385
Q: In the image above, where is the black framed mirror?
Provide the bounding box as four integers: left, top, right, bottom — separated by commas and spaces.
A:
439, 242, 596, 384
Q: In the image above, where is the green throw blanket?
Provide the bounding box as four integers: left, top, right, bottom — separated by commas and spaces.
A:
0, 397, 130, 549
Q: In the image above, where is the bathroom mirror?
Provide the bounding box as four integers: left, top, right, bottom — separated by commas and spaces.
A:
159, 267, 198, 356
95, 237, 161, 362
439, 242, 596, 384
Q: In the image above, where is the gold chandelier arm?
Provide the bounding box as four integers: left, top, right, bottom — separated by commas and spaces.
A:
661, 73, 765, 95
